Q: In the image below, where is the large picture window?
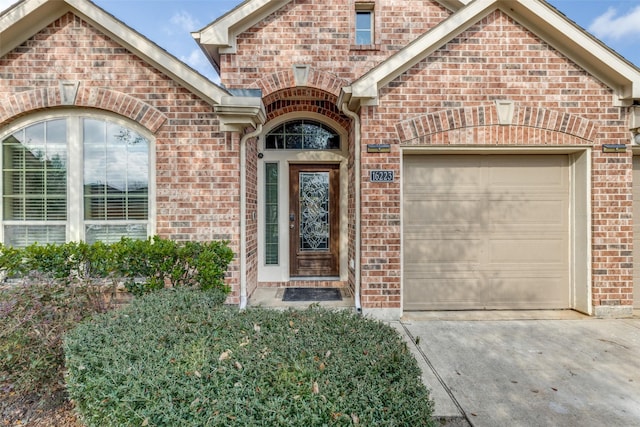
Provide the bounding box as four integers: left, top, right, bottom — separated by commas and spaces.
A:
2, 115, 151, 247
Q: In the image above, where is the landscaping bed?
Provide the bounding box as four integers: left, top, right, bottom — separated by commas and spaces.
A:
65, 288, 435, 426
2, 238, 434, 426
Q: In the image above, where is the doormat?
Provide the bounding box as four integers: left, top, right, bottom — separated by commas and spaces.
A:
282, 287, 343, 302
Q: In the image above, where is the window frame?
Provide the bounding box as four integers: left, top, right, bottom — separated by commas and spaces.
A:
355, 2, 375, 46
264, 119, 341, 151
0, 110, 155, 246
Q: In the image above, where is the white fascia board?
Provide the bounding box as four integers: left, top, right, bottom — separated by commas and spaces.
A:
65, 0, 229, 105
215, 95, 267, 132
435, 0, 474, 13
0, 0, 48, 30
0, 0, 66, 58
196, 0, 291, 52
350, 0, 496, 101
506, 0, 640, 101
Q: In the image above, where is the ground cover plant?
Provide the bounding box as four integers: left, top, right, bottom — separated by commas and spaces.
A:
65, 288, 435, 426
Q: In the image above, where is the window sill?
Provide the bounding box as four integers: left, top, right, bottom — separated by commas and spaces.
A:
350, 44, 381, 52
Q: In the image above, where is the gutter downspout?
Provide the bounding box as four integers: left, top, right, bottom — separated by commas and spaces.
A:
341, 102, 362, 314
239, 124, 263, 310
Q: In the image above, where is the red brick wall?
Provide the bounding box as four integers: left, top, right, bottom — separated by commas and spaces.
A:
0, 13, 241, 300
359, 10, 631, 311
220, 0, 449, 89
217, 3, 633, 314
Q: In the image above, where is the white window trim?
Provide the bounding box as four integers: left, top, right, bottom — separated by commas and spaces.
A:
0, 109, 156, 244
355, 2, 375, 46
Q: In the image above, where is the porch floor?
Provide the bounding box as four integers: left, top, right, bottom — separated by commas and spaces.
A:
247, 287, 355, 310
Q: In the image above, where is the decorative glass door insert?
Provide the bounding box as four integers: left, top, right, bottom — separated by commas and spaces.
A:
299, 172, 330, 251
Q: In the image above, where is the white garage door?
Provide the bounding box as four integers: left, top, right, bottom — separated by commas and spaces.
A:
633, 157, 640, 309
403, 154, 571, 310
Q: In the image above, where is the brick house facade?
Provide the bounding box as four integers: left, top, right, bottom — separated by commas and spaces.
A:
2, 0, 640, 318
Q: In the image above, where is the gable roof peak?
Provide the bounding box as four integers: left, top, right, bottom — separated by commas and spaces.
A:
193, 0, 476, 74
343, 0, 640, 109
1, 0, 230, 105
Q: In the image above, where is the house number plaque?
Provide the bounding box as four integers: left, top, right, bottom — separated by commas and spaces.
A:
370, 170, 395, 182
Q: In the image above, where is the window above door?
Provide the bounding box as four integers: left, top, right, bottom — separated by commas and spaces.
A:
265, 120, 340, 150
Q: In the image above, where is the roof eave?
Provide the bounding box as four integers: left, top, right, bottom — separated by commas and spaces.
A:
214, 95, 267, 132
350, 0, 497, 105
193, 0, 291, 69
434, 0, 474, 13
0, 0, 65, 58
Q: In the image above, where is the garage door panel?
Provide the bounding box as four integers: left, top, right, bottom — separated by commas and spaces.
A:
404, 238, 482, 263
489, 200, 568, 227
404, 156, 484, 190
404, 199, 483, 225
403, 154, 570, 310
484, 277, 568, 309
405, 273, 568, 310
488, 155, 568, 188
404, 277, 485, 311
488, 238, 567, 264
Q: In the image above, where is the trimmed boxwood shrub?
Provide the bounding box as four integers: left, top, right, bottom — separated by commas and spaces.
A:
64, 289, 435, 426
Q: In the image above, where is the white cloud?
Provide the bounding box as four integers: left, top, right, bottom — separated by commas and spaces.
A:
167, 11, 202, 35
589, 5, 640, 40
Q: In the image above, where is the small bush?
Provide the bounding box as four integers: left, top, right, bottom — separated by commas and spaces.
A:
0, 276, 114, 398
65, 289, 435, 426
0, 237, 235, 296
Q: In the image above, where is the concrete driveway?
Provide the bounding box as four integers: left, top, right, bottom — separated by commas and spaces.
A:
393, 311, 640, 427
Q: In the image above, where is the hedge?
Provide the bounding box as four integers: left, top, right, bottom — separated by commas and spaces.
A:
0, 237, 234, 296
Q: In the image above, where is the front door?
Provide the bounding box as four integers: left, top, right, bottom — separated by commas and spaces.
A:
289, 164, 339, 277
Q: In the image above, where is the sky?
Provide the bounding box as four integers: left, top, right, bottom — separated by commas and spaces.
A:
0, 0, 639, 83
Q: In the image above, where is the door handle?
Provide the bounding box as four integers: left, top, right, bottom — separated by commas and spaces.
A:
290, 213, 295, 229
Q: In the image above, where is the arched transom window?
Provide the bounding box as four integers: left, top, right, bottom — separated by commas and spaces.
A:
265, 120, 340, 150
2, 116, 151, 247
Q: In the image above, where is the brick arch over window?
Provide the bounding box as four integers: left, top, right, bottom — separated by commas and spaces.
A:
0, 87, 167, 133
396, 104, 598, 145
264, 88, 351, 130
252, 68, 349, 99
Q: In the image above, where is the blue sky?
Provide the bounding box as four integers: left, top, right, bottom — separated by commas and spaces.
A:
1, 0, 639, 83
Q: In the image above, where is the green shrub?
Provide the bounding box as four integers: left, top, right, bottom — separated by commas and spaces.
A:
65, 289, 435, 426
0, 277, 114, 398
0, 237, 234, 296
